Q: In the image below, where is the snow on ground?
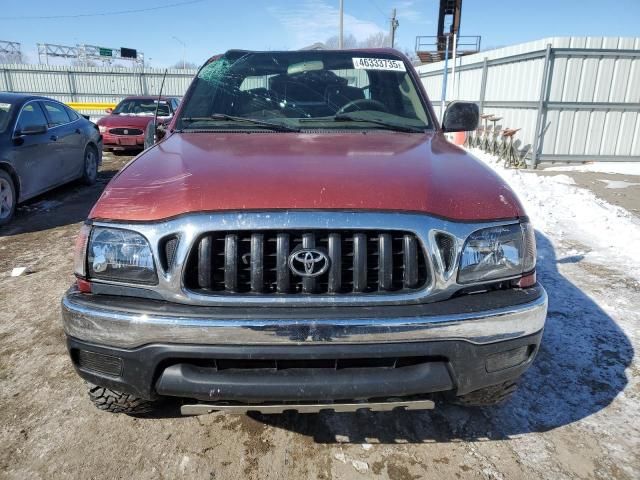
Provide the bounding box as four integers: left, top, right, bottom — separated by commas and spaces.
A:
543, 162, 640, 176
469, 148, 640, 283
467, 148, 639, 478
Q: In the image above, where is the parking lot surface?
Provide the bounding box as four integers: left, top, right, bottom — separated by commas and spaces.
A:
1, 153, 638, 479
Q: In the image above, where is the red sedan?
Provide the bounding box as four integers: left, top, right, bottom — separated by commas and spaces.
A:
96, 96, 180, 152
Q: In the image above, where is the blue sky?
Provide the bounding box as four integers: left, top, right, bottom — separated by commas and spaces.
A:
2, 0, 640, 67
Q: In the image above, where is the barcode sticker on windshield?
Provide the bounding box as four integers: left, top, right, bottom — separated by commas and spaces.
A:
352, 58, 406, 72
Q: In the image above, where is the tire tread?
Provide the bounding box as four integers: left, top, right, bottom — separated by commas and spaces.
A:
454, 380, 518, 407
0, 170, 16, 226
87, 383, 155, 415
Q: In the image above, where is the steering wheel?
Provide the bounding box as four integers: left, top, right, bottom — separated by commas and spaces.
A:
336, 99, 388, 115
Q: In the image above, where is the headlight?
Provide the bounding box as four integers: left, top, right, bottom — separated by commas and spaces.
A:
98, 125, 107, 133
87, 227, 157, 284
458, 223, 536, 284
73, 224, 91, 277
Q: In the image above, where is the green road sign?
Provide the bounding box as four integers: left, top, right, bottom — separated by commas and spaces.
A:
99, 48, 113, 57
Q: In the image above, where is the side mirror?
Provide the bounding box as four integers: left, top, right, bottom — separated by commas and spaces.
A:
144, 121, 167, 150
17, 124, 48, 136
105, 108, 113, 114
442, 101, 479, 132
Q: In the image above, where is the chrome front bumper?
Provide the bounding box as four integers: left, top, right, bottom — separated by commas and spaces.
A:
62, 286, 547, 349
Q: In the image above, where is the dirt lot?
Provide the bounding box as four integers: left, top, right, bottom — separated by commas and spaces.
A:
0, 153, 638, 479
536, 170, 640, 217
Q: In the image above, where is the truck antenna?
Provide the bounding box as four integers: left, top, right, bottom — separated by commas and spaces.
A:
153, 69, 168, 143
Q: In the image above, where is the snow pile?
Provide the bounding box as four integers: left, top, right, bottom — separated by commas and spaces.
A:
469, 149, 640, 281
465, 149, 639, 477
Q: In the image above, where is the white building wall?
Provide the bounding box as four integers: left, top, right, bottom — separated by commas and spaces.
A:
417, 37, 640, 163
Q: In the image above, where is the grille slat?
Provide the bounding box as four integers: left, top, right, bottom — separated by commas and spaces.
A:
197, 235, 213, 289
224, 234, 238, 292
403, 235, 419, 288
352, 233, 367, 293
186, 229, 428, 297
327, 233, 342, 293
378, 233, 393, 291
250, 233, 264, 292
276, 233, 290, 293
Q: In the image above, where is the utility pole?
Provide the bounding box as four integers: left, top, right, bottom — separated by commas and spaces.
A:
339, 0, 344, 49
440, 33, 450, 121
172, 35, 186, 69
389, 8, 399, 48
451, 33, 458, 100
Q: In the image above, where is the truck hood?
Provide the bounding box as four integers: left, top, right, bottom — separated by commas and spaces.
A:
90, 131, 525, 222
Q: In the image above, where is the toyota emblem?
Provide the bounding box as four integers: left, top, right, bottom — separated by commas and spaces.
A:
288, 248, 330, 277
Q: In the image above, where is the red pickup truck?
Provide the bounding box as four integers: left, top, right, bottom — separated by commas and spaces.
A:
62, 49, 547, 415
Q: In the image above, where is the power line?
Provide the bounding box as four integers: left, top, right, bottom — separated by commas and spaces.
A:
370, 0, 390, 21
0, 0, 204, 20
371, 0, 396, 20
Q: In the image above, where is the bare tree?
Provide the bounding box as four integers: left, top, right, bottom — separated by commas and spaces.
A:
171, 61, 199, 70
71, 59, 99, 67
402, 48, 420, 64
324, 34, 358, 49
322, 32, 391, 50
319, 33, 417, 59
359, 32, 391, 48
0, 52, 25, 64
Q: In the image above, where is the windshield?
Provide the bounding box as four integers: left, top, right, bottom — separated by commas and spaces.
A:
113, 99, 171, 116
177, 51, 431, 132
0, 102, 12, 134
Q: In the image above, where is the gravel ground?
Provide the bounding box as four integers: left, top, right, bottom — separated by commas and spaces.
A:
0, 152, 638, 479
535, 170, 640, 217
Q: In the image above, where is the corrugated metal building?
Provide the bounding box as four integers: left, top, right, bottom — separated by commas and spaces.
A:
417, 37, 640, 165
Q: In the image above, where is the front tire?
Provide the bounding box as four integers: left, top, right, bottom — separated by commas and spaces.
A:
81, 145, 98, 185
0, 170, 16, 226
87, 383, 156, 415
453, 380, 519, 407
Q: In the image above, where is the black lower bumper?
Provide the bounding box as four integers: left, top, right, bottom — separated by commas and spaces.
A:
156, 361, 454, 402
67, 330, 543, 403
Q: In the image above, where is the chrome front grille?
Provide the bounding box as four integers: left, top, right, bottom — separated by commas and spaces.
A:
89, 212, 520, 307
183, 230, 429, 295
109, 127, 143, 135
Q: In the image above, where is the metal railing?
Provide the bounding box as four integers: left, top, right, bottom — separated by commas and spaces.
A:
415, 36, 481, 57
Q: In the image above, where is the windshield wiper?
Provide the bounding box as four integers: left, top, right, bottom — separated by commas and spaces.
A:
180, 114, 300, 132
332, 113, 425, 133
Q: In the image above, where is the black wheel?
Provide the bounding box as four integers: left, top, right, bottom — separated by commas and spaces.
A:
453, 380, 518, 407
87, 383, 156, 415
0, 170, 16, 226
81, 145, 98, 185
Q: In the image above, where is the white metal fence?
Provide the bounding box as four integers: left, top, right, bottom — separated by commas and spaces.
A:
417, 37, 640, 165
0, 63, 197, 117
